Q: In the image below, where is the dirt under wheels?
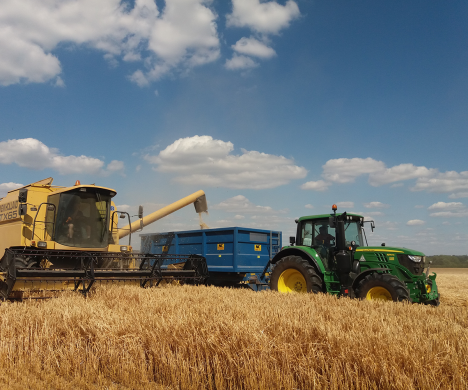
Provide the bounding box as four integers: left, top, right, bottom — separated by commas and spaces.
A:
355, 273, 411, 302
270, 255, 323, 293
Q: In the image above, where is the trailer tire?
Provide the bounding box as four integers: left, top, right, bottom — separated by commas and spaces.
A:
270, 256, 323, 293
355, 273, 410, 302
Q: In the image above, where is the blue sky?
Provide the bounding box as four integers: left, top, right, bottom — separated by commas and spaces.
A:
1, 0, 467, 255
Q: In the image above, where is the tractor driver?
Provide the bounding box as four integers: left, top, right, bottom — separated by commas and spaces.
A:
315, 225, 335, 247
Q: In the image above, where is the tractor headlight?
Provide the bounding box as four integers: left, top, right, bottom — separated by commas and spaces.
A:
408, 255, 422, 262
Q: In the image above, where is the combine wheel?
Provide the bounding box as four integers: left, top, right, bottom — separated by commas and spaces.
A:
355, 273, 410, 302
270, 256, 323, 293
14, 256, 38, 268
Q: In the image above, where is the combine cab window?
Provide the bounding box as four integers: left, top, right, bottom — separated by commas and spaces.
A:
52, 190, 111, 248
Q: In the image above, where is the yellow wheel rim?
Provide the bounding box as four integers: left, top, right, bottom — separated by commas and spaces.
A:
278, 269, 307, 293
366, 286, 392, 301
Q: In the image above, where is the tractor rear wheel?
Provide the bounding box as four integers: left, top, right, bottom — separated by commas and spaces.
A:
270, 256, 323, 293
355, 273, 410, 302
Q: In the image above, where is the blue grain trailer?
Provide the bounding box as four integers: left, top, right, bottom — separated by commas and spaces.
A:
140, 227, 282, 289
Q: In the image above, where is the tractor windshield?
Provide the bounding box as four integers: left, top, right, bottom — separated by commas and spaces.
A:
47, 190, 111, 248
301, 218, 364, 247
343, 221, 363, 246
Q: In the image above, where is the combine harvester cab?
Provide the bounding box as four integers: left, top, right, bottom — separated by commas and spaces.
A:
0, 178, 209, 300
269, 205, 440, 305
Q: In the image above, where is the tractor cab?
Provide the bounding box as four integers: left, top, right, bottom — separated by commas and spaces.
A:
295, 209, 365, 270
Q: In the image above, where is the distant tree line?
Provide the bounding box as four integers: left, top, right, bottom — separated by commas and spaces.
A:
426, 255, 468, 268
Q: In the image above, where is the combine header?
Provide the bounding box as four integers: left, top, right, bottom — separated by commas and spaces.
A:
0, 178, 209, 300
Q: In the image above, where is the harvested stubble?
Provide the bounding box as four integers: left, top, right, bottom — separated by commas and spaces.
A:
0, 271, 466, 390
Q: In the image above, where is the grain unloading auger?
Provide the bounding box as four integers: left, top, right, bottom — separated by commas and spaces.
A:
0, 178, 209, 300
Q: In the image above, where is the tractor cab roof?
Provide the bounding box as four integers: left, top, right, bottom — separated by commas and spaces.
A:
298, 213, 364, 223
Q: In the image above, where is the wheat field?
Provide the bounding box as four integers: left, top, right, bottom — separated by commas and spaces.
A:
0, 269, 466, 390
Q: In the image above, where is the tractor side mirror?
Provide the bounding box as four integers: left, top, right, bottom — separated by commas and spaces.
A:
329, 216, 336, 228
289, 236, 296, 246
18, 189, 28, 203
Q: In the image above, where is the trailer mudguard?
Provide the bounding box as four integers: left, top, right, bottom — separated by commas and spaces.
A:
270, 246, 326, 274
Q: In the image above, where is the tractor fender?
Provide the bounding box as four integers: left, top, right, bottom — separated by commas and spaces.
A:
351, 268, 391, 290
270, 247, 325, 274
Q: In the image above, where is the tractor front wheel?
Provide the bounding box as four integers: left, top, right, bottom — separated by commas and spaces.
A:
270, 256, 323, 293
355, 273, 410, 302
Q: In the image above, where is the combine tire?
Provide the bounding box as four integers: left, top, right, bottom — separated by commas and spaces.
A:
14, 256, 37, 268
270, 256, 323, 293
355, 273, 410, 302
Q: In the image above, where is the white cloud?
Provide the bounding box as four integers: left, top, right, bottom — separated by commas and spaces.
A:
428, 202, 468, 218
336, 201, 354, 209
0, 138, 123, 175
364, 201, 390, 209
370, 164, 436, 186
300, 180, 329, 191
225, 54, 259, 70
116, 204, 131, 211
379, 221, 398, 230
449, 192, 468, 199
412, 171, 468, 195
212, 195, 286, 214
226, 0, 300, 34
0, 0, 220, 86
0, 182, 23, 197
428, 202, 465, 211
145, 135, 307, 189
231, 37, 276, 59
305, 204, 314, 209
407, 220, 425, 226
322, 158, 385, 184
309, 157, 468, 196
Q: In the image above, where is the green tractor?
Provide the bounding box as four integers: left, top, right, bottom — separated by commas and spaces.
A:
269, 205, 440, 305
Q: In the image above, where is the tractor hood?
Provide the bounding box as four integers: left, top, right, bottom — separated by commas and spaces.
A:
356, 246, 425, 256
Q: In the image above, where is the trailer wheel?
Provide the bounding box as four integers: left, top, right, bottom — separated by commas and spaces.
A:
270, 256, 323, 293
355, 273, 410, 302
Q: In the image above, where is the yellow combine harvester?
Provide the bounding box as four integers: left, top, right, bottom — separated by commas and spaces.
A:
0, 178, 209, 300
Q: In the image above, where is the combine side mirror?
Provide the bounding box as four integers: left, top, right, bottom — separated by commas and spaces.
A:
138, 205, 144, 231
371, 222, 375, 232
18, 189, 28, 203
19, 204, 27, 216
381, 243, 386, 246
289, 236, 296, 246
